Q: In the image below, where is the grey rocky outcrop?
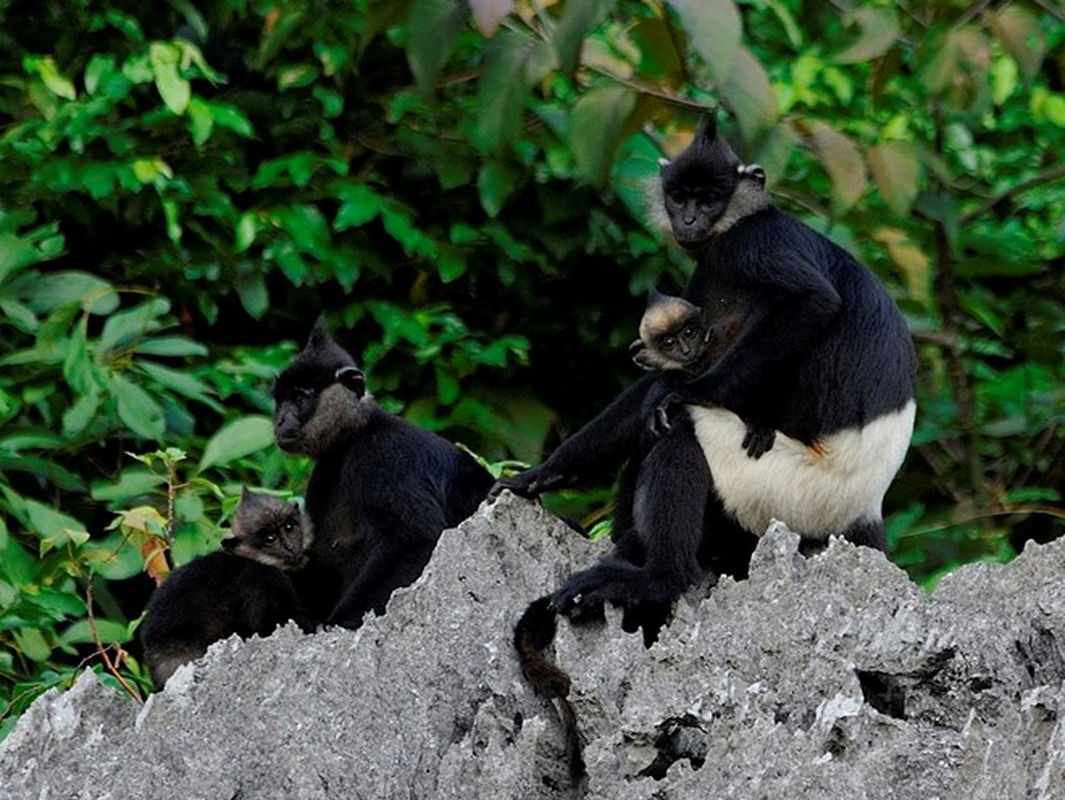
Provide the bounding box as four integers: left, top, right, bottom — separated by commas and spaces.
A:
2, 492, 1064, 799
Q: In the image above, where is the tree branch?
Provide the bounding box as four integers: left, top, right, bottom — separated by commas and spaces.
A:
959, 163, 1065, 227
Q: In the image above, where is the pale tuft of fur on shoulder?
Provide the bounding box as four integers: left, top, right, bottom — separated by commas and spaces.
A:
645, 176, 673, 240
296, 384, 378, 457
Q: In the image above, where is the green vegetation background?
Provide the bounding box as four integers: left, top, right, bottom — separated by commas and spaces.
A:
0, 0, 1061, 733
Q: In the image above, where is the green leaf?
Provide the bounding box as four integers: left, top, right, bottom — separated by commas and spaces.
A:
569, 86, 637, 188
112, 376, 167, 440
237, 273, 270, 319
136, 361, 221, 410
131, 158, 174, 188
0, 518, 37, 587
469, 0, 514, 37
24, 55, 77, 100
272, 205, 331, 257
832, 7, 900, 65
83, 533, 148, 581
62, 323, 98, 395
28, 587, 87, 620
277, 64, 319, 91
437, 244, 467, 283
91, 469, 167, 503
436, 367, 460, 405
13, 628, 51, 663
62, 392, 102, 437
806, 123, 867, 213
187, 96, 214, 145
872, 228, 931, 306
23, 271, 119, 315
475, 30, 541, 154
23, 498, 90, 554
477, 160, 518, 217
554, 0, 615, 79
199, 415, 275, 471
668, 0, 741, 86
100, 298, 169, 351
406, 0, 469, 93
334, 184, 388, 229
149, 42, 190, 114
133, 336, 208, 357
0, 233, 43, 282
986, 6, 1047, 81
868, 142, 920, 218
721, 48, 779, 143
208, 102, 254, 137
58, 619, 131, 649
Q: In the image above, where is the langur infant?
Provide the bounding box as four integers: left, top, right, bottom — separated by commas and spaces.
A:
140, 489, 313, 688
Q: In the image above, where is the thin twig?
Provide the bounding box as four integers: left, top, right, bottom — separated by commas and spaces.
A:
957, 0, 995, 27
86, 581, 144, 704
585, 65, 714, 112
897, 505, 1065, 539
1030, 0, 1065, 23
958, 163, 1065, 226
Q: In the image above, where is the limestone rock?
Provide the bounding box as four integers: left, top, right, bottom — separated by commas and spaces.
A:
2, 495, 1064, 799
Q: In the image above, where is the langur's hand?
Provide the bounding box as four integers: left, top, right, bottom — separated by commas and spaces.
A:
490, 467, 566, 500
742, 424, 776, 459
650, 392, 683, 437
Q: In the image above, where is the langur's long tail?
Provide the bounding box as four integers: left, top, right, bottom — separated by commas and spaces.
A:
514, 596, 585, 782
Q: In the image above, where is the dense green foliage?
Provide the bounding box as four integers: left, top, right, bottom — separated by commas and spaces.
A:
0, 0, 1061, 734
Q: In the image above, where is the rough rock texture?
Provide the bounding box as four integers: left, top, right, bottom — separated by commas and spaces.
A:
3, 492, 1065, 799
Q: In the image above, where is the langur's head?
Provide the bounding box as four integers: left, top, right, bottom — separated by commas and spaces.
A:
273, 318, 373, 456
630, 289, 708, 372
654, 113, 770, 250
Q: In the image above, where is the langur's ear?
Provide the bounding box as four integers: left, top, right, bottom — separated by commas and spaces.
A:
220, 536, 239, 552
647, 286, 666, 306
657, 157, 670, 172
737, 163, 766, 186
335, 366, 366, 397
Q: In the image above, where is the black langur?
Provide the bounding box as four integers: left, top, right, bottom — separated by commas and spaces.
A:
273, 318, 494, 629
503, 114, 917, 768
630, 288, 777, 460
629, 289, 708, 373
140, 489, 313, 689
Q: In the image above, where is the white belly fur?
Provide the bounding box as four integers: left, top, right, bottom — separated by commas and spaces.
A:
689, 401, 916, 538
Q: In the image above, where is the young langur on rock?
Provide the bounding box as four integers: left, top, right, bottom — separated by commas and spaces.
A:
273, 319, 494, 629
140, 489, 313, 689
503, 114, 917, 776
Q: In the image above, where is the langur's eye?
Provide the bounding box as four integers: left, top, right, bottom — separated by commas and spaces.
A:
660, 337, 677, 350
681, 326, 697, 339
263, 533, 278, 545
281, 519, 297, 532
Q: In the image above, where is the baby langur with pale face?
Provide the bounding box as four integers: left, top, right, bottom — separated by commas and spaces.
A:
630, 289, 710, 373
630, 288, 776, 460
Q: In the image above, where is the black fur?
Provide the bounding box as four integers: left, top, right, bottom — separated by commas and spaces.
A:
500, 114, 916, 711
274, 319, 494, 629
140, 490, 312, 689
